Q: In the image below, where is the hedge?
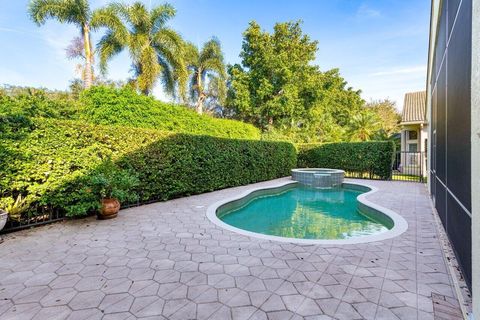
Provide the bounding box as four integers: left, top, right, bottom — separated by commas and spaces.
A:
79, 86, 261, 139
297, 141, 395, 179
0, 86, 261, 140
0, 117, 295, 218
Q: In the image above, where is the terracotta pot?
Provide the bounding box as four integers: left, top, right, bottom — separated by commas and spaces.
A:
0, 209, 7, 231
98, 198, 120, 220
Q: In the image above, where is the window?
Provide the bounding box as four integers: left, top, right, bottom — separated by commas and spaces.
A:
408, 130, 418, 140
408, 143, 418, 165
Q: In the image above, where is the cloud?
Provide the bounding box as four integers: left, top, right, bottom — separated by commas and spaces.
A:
369, 65, 426, 77
356, 4, 381, 19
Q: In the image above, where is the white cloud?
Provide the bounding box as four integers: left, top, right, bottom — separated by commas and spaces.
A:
356, 4, 381, 19
369, 65, 426, 77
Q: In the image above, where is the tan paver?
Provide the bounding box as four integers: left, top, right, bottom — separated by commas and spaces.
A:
0, 179, 464, 319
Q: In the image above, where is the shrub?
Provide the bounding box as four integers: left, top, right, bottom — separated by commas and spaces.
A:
0, 118, 295, 218
0, 87, 80, 120
0, 85, 261, 140
80, 86, 261, 139
297, 141, 395, 179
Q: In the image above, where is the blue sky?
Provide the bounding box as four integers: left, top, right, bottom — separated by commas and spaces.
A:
0, 0, 430, 109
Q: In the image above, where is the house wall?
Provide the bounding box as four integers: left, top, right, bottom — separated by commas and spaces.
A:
428, 0, 472, 291
421, 125, 429, 177
400, 125, 428, 177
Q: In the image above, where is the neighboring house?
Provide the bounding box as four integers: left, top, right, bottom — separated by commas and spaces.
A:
399, 91, 427, 177
427, 0, 479, 318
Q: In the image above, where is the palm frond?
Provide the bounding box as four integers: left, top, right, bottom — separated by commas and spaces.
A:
136, 46, 161, 94
184, 42, 200, 67
150, 3, 176, 33
157, 56, 175, 96
128, 2, 149, 32
28, 0, 90, 26
97, 31, 124, 74
91, 5, 128, 37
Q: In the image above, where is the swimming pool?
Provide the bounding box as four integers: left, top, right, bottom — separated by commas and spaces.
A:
207, 181, 408, 244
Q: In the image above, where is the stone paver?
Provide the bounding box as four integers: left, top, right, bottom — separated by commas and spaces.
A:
0, 178, 463, 319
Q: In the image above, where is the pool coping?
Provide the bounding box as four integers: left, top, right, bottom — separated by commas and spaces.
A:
206, 179, 408, 245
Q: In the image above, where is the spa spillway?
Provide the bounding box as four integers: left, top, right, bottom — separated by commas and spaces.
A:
291, 168, 345, 188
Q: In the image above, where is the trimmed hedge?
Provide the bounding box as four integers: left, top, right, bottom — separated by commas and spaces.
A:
297, 141, 395, 179
79, 86, 261, 139
0, 117, 295, 218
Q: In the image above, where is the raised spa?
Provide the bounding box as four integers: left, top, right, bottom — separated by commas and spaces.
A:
214, 183, 395, 241
291, 168, 345, 188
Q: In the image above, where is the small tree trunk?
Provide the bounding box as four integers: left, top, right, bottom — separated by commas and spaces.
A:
196, 93, 206, 115
83, 24, 93, 89
195, 70, 204, 114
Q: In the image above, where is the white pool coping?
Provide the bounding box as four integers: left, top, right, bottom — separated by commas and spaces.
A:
206, 179, 408, 245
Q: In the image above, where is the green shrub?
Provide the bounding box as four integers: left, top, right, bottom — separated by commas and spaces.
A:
0, 85, 261, 140
0, 118, 295, 218
0, 87, 80, 120
297, 141, 395, 179
80, 86, 261, 139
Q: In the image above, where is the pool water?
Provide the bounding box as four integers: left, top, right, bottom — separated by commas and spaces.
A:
218, 185, 390, 240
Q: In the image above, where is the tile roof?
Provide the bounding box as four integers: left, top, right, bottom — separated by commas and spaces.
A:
401, 91, 427, 123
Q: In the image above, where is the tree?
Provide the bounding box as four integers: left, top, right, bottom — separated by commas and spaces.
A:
91, 2, 186, 96
185, 38, 226, 115
226, 20, 364, 143
365, 99, 401, 139
227, 21, 319, 129
29, 0, 94, 88
347, 109, 382, 141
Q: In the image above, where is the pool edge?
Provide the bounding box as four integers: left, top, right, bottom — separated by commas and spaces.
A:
206, 179, 408, 245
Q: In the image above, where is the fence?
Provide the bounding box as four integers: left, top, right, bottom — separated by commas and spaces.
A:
2, 206, 65, 233
340, 151, 427, 182
391, 151, 427, 182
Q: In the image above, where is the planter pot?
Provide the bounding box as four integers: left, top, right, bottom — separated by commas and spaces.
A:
98, 198, 120, 220
0, 209, 8, 231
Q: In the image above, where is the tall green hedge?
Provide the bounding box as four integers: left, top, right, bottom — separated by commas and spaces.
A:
0, 117, 295, 218
297, 141, 395, 179
0, 86, 261, 140
79, 86, 261, 139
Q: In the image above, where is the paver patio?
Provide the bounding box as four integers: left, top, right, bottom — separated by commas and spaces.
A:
0, 179, 463, 319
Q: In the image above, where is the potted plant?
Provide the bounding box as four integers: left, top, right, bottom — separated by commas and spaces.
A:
0, 195, 29, 231
88, 159, 139, 220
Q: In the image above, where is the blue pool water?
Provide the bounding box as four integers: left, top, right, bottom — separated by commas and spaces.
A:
218, 185, 390, 240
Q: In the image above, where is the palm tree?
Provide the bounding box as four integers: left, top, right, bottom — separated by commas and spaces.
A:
29, 0, 94, 88
185, 38, 226, 114
91, 2, 186, 96
347, 109, 381, 141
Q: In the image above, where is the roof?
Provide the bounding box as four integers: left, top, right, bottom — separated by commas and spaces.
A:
401, 91, 427, 124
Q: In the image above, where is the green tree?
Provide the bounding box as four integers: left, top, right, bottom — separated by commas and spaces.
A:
365, 99, 401, 139
226, 21, 364, 143
227, 21, 318, 129
91, 2, 186, 96
347, 109, 382, 141
185, 38, 226, 114
29, 0, 94, 88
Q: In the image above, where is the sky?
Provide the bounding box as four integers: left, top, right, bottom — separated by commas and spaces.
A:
0, 0, 430, 110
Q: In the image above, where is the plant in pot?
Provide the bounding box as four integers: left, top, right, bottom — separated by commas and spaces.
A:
88, 160, 139, 220
0, 195, 29, 231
